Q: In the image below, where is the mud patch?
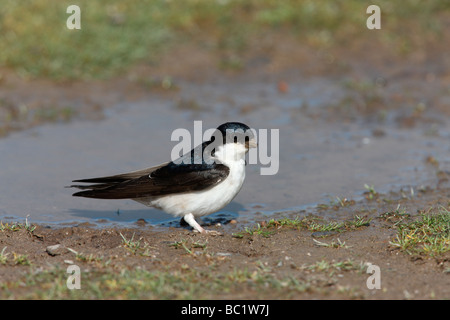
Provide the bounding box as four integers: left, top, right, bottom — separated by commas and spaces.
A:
1, 186, 448, 299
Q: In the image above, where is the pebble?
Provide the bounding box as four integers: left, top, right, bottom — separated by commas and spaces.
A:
46, 244, 68, 256
216, 252, 232, 257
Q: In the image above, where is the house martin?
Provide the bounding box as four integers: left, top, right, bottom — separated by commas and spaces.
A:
70, 122, 257, 234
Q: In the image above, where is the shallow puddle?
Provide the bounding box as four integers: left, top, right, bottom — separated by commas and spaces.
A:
0, 77, 449, 229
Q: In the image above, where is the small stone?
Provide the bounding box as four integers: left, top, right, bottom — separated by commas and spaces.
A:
46, 244, 68, 256
135, 218, 147, 227
216, 252, 232, 257
277, 80, 289, 93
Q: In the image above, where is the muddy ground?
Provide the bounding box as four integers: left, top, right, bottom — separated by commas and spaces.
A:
0, 185, 449, 299
1, 32, 450, 299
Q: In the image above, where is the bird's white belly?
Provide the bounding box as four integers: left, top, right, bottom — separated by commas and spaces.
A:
137, 159, 246, 217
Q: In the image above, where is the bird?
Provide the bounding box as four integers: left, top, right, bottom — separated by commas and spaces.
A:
70, 122, 257, 234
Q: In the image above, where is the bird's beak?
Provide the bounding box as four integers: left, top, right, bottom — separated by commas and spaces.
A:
246, 138, 258, 149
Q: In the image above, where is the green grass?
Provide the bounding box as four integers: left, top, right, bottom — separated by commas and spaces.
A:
1, 257, 368, 299
0, 265, 303, 299
169, 238, 209, 255
0, 218, 36, 235
306, 259, 364, 273
233, 215, 371, 238
120, 232, 154, 256
0, 248, 32, 266
0, 0, 449, 80
12, 253, 32, 266
390, 207, 450, 257
0, 247, 10, 265
277, 215, 370, 233
243, 223, 275, 238
0, 0, 171, 79
380, 205, 411, 226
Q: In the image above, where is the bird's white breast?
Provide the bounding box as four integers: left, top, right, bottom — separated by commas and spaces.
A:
148, 159, 245, 217
136, 143, 247, 218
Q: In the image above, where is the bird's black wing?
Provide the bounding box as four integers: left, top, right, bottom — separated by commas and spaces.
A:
71, 161, 229, 199
72, 163, 169, 185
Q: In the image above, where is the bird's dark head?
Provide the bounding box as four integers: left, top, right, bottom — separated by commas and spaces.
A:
211, 122, 257, 150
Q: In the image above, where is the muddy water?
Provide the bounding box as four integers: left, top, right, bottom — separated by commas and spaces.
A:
0, 77, 449, 229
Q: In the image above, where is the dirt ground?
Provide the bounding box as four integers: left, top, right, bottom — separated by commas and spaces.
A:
1, 31, 449, 299
0, 185, 449, 299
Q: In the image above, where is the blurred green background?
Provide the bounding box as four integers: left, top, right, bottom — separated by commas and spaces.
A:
1, 0, 448, 80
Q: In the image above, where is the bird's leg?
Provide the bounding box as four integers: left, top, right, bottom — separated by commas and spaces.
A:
183, 213, 206, 233
183, 213, 222, 235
